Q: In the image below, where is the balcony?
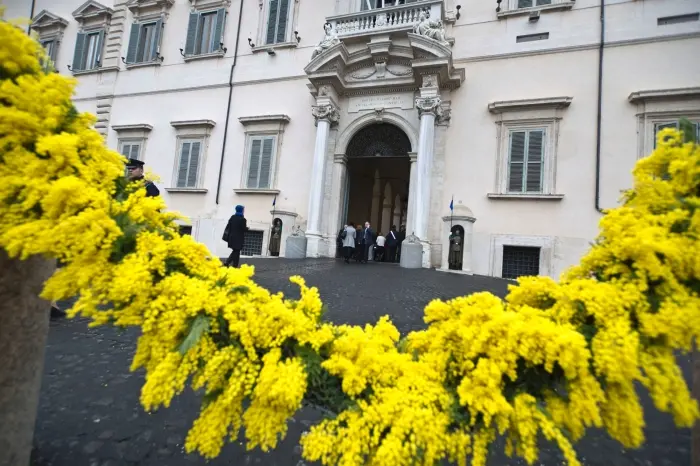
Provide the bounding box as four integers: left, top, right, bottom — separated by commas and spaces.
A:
327, 0, 444, 39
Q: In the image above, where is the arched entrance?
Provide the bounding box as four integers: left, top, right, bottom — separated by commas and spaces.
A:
343, 123, 411, 239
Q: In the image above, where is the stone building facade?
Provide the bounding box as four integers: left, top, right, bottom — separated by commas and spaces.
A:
6, 0, 700, 277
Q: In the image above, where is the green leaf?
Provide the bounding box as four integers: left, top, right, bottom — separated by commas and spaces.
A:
177, 315, 210, 355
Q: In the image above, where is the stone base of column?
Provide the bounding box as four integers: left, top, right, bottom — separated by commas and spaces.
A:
305, 233, 328, 258
421, 241, 432, 268
399, 238, 424, 269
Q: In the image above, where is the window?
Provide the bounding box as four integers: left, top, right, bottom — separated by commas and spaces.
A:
72, 30, 105, 71
502, 246, 541, 279
517, 0, 551, 8
184, 9, 226, 56
507, 129, 545, 193
241, 230, 264, 256
654, 120, 700, 147
126, 19, 163, 64
265, 0, 291, 44
42, 39, 57, 62
360, 0, 411, 9
119, 140, 143, 160
246, 136, 275, 189
176, 139, 203, 189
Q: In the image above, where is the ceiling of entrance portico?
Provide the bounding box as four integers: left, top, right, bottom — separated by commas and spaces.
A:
304, 32, 465, 96
347, 123, 412, 158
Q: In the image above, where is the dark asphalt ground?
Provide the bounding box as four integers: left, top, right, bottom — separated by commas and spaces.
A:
30, 258, 692, 466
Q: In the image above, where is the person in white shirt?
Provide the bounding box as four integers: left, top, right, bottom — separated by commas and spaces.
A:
375, 232, 386, 262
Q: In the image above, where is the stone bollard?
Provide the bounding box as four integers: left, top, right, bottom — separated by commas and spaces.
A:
285, 230, 307, 259
399, 234, 423, 269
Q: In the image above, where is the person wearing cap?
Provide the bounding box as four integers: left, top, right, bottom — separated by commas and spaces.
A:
223, 205, 248, 267
126, 158, 160, 197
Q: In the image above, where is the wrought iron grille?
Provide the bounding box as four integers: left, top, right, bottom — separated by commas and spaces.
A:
502, 246, 540, 279
242, 230, 264, 256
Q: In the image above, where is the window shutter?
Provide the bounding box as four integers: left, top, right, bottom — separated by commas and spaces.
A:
150, 18, 163, 61
275, 0, 290, 43
72, 32, 87, 71
95, 29, 105, 66
120, 144, 131, 157
185, 12, 200, 55
518, 0, 533, 7
259, 137, 274, 189
213, 8, 226, 51
266, 0, 280, 44
508, 131, 526, 192
187, 141, 201, 187
525, 130, 544, 192
126, 23, 141, 64
177, 142, 191, 188
247, 139, 262, 188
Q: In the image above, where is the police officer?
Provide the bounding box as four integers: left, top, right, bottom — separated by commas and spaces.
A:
126, 158, 160, 197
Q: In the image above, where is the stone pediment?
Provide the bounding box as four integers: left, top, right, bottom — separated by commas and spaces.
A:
72, 1, 114, 22
126, 0, 174, 17
305, 33, 464, 96
31, 10, 69, 31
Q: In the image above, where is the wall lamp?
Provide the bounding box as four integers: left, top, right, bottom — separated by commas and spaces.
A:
456, 5, 461, 20
248, 38, 255, 48
294, 30, 301, 43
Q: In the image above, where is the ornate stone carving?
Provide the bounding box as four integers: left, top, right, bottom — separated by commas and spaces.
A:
312, 22, 340, 59
422, 75, 437, 88
412, 10, 448, 45
415, 96, 443, 119
385, 66, 412, 77
311, 104, 340, 126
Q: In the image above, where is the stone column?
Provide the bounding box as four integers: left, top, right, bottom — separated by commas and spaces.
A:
306, 102, 339, 257
370, 172, 380, 228
405, 152, 417, 232
328, 154, 348, 257
413, 93, 441, 242
392, 195, 401, 229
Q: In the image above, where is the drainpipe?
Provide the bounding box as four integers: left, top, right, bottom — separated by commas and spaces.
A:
28, 0, 36, 34
594, 0, 605, 212
215, 0, 245, 205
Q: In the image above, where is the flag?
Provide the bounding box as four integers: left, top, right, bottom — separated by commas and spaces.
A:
449, 197, 454, 211
272, 195, 277, 208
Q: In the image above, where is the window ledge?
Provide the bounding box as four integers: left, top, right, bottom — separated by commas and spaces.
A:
488, 96, 573, 114
112, 123, 153, 132
251, 42, 298, 54
72, 65, 119, 76
234, 189, 280, 195
125, 61, 162, 70
497, 1, 575, 18
183, 51, 226, 62
488, 193, 564, 200
165, 188, 208, 193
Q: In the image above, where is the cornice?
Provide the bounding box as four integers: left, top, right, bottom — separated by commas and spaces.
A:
628, 87, 700, 104
170, 119, 216, 129
238, 115, 291, 126
112, 123, 153, 132
488, 96, 573, 114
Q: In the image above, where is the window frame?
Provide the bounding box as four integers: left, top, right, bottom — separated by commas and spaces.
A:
169, 119, 215, 192
254, 0, 300, 51
638, 111, 700, 158
652, 119, 700, 148
71, 28, 106, 73
184, 8, 227, 59
175, 137, 205, 189
506, 128, 546, 194
118, 138, 145, 161
236, 114, 290, 193
497, 0, 574, 17
490, 234, 555, 278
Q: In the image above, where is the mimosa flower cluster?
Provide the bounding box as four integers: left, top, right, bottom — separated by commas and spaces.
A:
2, 15, 699, 466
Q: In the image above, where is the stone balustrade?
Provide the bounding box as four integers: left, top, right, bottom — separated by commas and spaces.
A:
327, 0, 444, 38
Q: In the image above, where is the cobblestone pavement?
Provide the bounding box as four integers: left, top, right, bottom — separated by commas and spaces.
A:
31, 258, 691, 466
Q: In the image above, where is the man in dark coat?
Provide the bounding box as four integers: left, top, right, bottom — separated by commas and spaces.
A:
359, 221, 375, 264
385, 225, 399, 263
224, 205, 248, 267
126, 158, 160, 197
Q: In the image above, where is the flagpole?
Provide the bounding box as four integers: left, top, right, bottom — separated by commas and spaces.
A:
450, 195, 454, 229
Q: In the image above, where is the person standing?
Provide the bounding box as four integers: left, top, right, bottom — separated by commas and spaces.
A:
224, 205, 248, 267
385, 225, 398, 263
336, 225, 347, 258
397, 224, 406, 262
341, 222, 356, 263
374, 232, 386, 262
126, 158, 160, 197
360, 221, 374, 264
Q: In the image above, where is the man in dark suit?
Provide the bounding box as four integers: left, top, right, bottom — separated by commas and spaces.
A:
126, 158, 160, 197
224, 205, 248, 267
385, 225, 399, 263
360, 221, 374, 264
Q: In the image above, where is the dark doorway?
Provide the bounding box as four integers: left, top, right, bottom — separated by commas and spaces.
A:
344, 123, 411, 235
448, 225, 464, 270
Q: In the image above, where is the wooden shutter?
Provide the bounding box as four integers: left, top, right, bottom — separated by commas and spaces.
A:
95, 29, 105, 66
275, 0, 290, 43
185, 12, 200, 55
130, 144, 141, 160
508, 131, 526, 192
126, 23, 140, 64
72, 32, 87, 71
266, 0, 279, 44
187, 141, 201, 187
120, 144, 131, 157
213, 9, 226, 51
150, 18, 163, 61
247, 138, 262, 188
525, 130, 544, 192
259, 137, 274, 189
517, 0, 533, 8
177, 141, 191, 188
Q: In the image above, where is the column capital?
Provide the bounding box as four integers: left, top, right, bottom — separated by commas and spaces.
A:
415, 96, 443, 119
333, 153, 348, 164
312, 104, 340, 127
